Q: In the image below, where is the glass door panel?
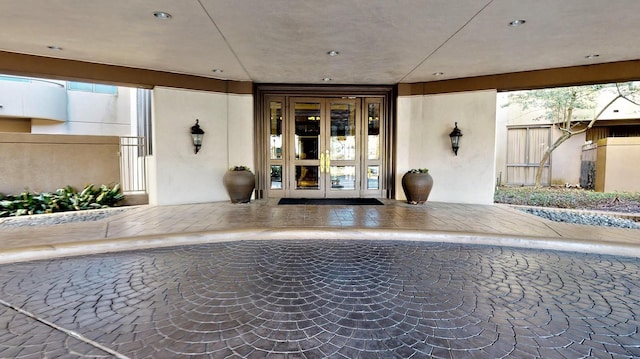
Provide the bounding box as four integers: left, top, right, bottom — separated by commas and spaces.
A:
294, 102, 320, 160
270, 101, 283, 160
330, 165, 356, 190
367, 165, 379, 190
325, 99, 360, 197
289, 99, 325, 197
362, 98, 384, 197
296, 165, 319, 189
330, 103, 356, 161
270, 165, 282, 189
267, 98, 286, 196
367, 102, 380, 160
276, 96, 383, 198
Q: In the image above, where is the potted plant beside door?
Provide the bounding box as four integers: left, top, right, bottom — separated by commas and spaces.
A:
401, 168, 433, 205
223, 166, 255, 203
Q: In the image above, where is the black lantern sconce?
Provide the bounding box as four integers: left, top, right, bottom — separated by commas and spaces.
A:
190, 119, 205, 154
449, 122, 463, 156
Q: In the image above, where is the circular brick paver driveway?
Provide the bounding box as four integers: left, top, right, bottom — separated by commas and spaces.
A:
1, 240, 640, 358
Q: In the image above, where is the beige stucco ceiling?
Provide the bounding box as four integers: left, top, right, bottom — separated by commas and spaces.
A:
1, 0, 639, 85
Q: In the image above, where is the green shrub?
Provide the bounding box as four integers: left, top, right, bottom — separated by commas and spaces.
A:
0, 184, 124, 217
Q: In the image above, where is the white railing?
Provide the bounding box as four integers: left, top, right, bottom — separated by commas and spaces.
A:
119, 136, 147, 194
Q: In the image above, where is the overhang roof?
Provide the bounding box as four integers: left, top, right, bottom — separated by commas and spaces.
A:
2, 1, 639, 86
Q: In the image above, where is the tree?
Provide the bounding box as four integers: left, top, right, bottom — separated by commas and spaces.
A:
505, 82, 640, 187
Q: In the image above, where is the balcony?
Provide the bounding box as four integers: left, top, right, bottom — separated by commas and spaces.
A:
0, 75, 67, 121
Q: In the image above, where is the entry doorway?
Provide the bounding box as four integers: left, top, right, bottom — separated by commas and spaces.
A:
255, 85, 395, 199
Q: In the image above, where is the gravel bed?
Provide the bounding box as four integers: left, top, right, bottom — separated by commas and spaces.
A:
0, 208, 127, 228
521, 208, 640, 229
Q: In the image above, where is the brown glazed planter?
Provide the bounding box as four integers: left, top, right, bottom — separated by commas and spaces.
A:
401, 171, 434, 205
223, 169, 255, 203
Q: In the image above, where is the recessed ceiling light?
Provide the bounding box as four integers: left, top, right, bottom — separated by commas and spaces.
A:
432, 72, 444, 77
153, 11, 172, 20
47, 45, 63, 51
322, 77, 332, 82
508, 19, 526, 27
327, 50, 340, 56
212, 69, 223, 74
585, 54, 600, 59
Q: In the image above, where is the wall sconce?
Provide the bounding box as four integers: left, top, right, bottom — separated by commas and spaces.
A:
190, 119, 205, 154
449, 122, 463, 156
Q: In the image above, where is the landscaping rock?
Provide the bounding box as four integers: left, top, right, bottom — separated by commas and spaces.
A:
521, 208, 640, 229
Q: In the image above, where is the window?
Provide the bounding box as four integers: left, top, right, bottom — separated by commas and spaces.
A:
506, 126, 551, 185
0, 75, 31, 83
68, 81, 118, 94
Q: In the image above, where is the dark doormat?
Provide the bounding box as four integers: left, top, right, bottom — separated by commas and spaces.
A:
278, 198, 384, 205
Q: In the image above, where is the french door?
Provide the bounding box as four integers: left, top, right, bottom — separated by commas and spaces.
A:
289, 97, 359, 197
265, 95, 386, 198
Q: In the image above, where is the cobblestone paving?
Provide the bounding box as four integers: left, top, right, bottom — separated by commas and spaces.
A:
1, 240, 640, 358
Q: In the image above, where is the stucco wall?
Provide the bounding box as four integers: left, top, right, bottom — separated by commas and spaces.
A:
396, 90, 497, 204
494, 95, 508, 185
0, 133, 120, 194
550, 130, 585, 185
595, 137, 640, 192
149, 87, 253, 205
31, 87, 134, 136
0, 118, 31, 132
227, 94, 254, 169
150, 88, 495, 205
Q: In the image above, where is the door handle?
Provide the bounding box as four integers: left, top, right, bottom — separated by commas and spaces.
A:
320, 152, 325, 173
325, 150, 330, 168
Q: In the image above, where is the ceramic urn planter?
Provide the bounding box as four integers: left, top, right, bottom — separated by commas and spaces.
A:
223, 166, 255, 203
401, 169, 433, 205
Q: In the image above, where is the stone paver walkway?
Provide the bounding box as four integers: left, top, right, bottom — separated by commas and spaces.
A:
1, 240, 640, 358
0, 199, 639, 357
0, 200, 639, 263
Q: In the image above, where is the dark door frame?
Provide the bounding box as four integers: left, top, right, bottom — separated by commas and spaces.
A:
253, 84, 397, 199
